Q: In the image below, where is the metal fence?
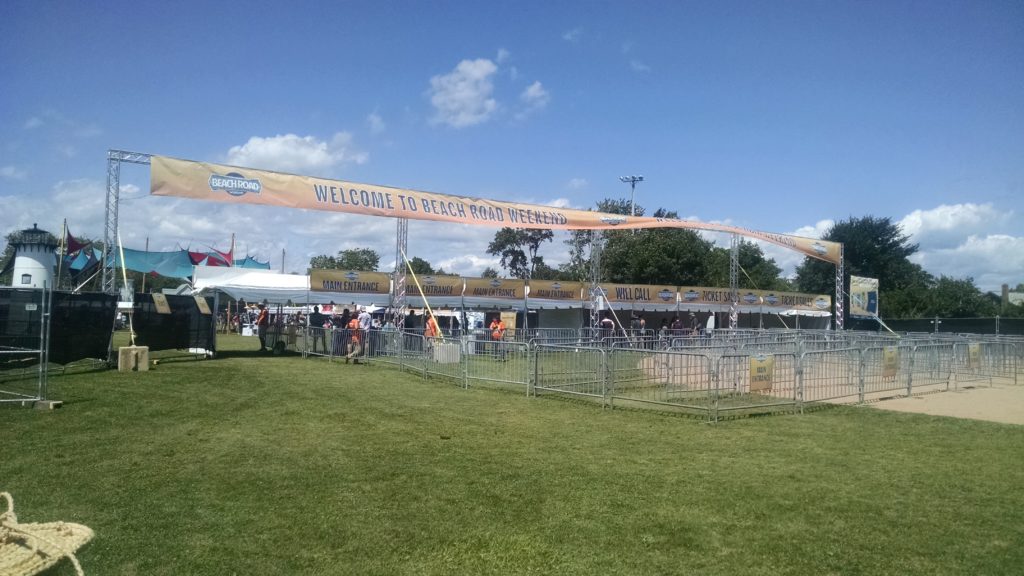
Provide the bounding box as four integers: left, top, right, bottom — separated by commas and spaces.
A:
296, 327, 1022, 422
0, 286, 52, 406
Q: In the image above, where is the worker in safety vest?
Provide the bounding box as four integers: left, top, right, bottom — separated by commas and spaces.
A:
489, 317, 507, 360
345, 315, 362, 364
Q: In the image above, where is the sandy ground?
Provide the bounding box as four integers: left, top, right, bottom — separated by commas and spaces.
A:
871, 379, 1024, 425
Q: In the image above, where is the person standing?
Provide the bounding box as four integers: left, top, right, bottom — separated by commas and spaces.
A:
256, 302, 270, 352
357, 306, 373, 355
489, 316, 506, 360
599, 312, 615, 343
424, 313, 440, 356
309, 305, 327, 353
345, 314, 362, 364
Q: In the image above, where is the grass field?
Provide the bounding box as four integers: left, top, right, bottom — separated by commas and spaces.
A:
3, 333, 1024, 575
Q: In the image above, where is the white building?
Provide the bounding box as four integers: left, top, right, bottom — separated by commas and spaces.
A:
8, 224, 58, 288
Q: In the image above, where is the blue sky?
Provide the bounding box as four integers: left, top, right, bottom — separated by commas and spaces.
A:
2, 1, 1022, 292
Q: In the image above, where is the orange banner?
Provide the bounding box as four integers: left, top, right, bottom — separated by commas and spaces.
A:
598, 283, 678, 305
679, 287, 832, 312
527, 280, 585, 301
464, 277, 525, 300
410, 275, 464, 298
310, 269, 390, 294
151, 155, 842, 264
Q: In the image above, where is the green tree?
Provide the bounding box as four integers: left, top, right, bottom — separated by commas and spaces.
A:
308, 248, 380, 272
795, 216, 932, 320
705, 240, 787, 291
480, 266, 499, 278
600, 207, 715, 286
308, 254, 337, 271
920, 276, 997, 318
560, 229, 594, 282
530, 260, 559, 281
407, 256, 434, 275
486, 227, 554, 279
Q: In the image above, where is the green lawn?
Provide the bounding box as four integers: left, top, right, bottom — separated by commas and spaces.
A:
3, 334, 1023, 575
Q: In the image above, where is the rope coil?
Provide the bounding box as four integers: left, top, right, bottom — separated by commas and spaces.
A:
0, 492, 93, 576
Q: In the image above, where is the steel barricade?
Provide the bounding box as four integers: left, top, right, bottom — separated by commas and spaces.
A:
534, 344, 608, 404
860, 345, 914, 401
265, 320, 302, 355
301, 326, 332, 358
907, 343, 953, 393
417, 333, 462, 384
799, 348, 862, 404
951, 340, 1010, 389
464, 338, 531, 392
712, 353, 798, 419
606, 346, 715, 416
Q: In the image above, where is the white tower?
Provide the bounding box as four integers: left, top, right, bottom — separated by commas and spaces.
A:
10, 223, 58, 288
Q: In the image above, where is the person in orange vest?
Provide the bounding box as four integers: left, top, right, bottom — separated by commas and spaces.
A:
489, 316, 506, 360
345, 314, 363, 364
256, 303, 270, 352
424, 313, 440, 355
424, 314, 439, 338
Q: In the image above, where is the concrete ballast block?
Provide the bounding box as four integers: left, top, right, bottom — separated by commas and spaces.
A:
118, 346, 150, 372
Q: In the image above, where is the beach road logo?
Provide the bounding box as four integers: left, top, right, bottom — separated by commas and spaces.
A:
209, 172, 262, 197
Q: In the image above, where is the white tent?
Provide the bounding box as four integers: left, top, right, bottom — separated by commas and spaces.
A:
192, 267, 392, 307
192, 267, 308, 304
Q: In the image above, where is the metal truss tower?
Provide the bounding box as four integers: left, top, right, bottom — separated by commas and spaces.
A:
588, 232, 604, 329
391, 217, 409, 323
102, 150, 151, 294
729, 234, 739, 329
835, 246, 845, 330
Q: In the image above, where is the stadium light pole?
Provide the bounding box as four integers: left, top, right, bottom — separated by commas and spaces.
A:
619, 175, 644, 218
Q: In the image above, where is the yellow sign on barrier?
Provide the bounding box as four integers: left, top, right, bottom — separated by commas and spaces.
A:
882, 347, 900, 380
749, 354, 775, 393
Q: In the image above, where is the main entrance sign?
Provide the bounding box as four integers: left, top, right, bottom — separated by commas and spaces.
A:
151, 155, 842, 264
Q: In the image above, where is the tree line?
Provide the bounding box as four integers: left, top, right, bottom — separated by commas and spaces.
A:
306, 198, 1024, 321
4, 201, 1019, 323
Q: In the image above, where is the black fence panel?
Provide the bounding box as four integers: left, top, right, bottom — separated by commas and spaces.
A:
1, 289, 118, 365
0, 288, 46, 353
49, 291, 118, 364
131, 294, 216, 353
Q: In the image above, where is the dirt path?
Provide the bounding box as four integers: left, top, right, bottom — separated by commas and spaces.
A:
871, 380, 1024, 425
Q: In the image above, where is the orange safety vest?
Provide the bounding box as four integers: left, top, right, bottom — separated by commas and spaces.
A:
347, 318, 361, 342
490, 320, 505, 340
425, 317, 439, 338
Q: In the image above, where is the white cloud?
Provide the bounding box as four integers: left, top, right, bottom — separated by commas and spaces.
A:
630, 59, 651, 73
508, 66, 519, 81
899, 203, 1009, 248
738, 206, 1022, 293
366, 112, 386, 135
496, 48, 511, 63
515, 81, 550, 121
895, 203, 1022, 291
225, 133, 368, 174
428, 58, 499, 128
752, 219, 834, 279
912, 234, 1024, 292
520, 81, 550, 108
566, 178, 588, 190
562, 27, 583, 42
1, 165, 28, 180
